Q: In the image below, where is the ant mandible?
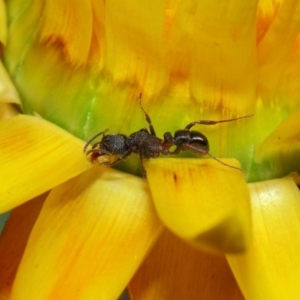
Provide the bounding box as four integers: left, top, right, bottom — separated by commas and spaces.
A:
84, 99, 252, 178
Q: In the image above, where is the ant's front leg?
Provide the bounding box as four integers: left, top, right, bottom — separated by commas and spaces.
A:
185, 115, 253, 130
85, 149, 108, 163
100, 149, 132, 167
86, 146, 111, 157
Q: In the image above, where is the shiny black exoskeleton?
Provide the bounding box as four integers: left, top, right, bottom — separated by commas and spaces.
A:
84, 100, 251, 178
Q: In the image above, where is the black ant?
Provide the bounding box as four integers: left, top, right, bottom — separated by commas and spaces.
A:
84, 100, 252, 178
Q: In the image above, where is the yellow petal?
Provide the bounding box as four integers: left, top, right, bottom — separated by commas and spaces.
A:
146, 158, 251, 253
105, 0, 167, 97
191, 0, 257, 114
0, 62, 21, 105
258, 0, 300, 98
167, 1, 194, 81
12, 168, 162, 300
0, 0, 6, 45
227, 175, 300, 299
0, 115, 90, 213
256, 107, 300, 178
0, 193, 47, 300
129, 230, 244, 300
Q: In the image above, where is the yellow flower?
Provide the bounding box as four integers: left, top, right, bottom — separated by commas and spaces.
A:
1, 0, 300, 299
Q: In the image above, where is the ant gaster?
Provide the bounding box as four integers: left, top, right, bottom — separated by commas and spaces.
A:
84, 100, 252, 178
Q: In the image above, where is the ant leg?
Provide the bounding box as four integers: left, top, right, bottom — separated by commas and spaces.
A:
101, 149, 132, 167
139, 98, 156, 136
168, 145, 183, 155
205, 153, 241, 170
182, 143, 241, 171
85, 148, 113, 163
86, 147, 111, 156
185, 115, 253, 130
140, 158, 147, 179
138, 147, 148, 179
83, 129, 109, 153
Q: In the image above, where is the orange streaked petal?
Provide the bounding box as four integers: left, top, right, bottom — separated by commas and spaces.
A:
129, 230, 244, 300
0, 193, 47, 300
167, 1, 194, 82
40, 1, 93, 67
0, 114, 90, 213
256, 0, 282, 43
11, 168, 163, 300
227, 175, 300, 298
146, 158, 251, 253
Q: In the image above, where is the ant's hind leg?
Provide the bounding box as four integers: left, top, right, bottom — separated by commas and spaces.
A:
168, 145, 183, 155
182, 143, 241, 171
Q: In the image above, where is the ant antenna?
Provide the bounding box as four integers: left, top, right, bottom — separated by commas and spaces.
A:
83, 129, 109, 153
206, 152, 242, 171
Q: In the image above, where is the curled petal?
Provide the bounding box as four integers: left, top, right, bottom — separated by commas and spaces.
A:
0, 103, 19, 120
0, 115, 90, 213
256, 107, 300, 178
146, 158, 251, 253
11, 168, 163, 300
0, 193, 47, 299
129, 230, 243, 300
227, 175, 300, 298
